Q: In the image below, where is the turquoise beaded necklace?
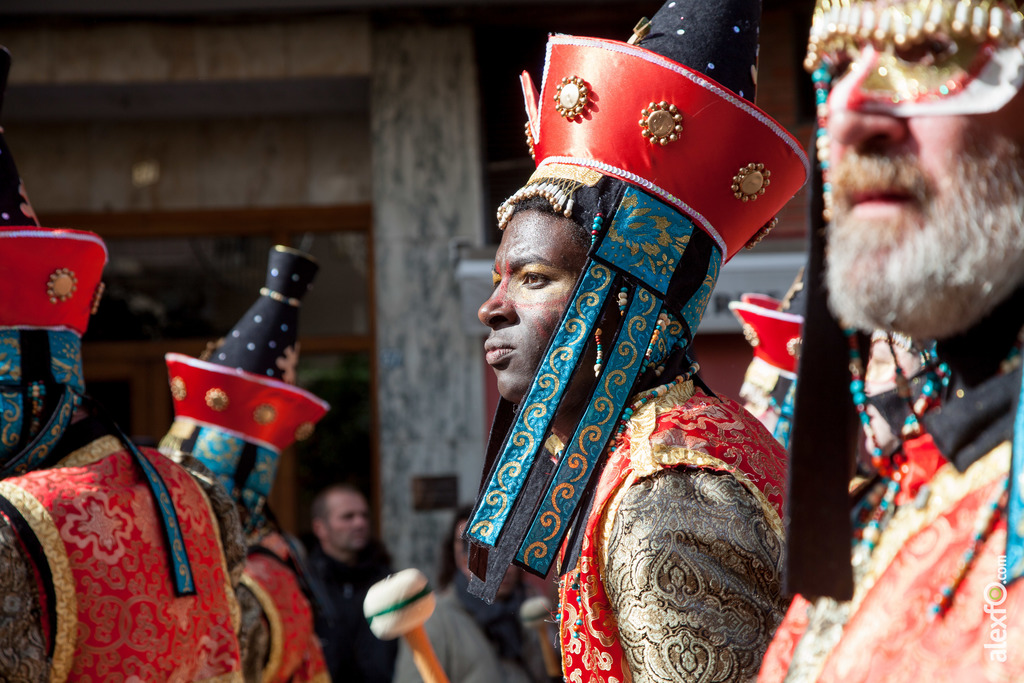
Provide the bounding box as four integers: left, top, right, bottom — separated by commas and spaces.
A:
846, 326, 1023, 619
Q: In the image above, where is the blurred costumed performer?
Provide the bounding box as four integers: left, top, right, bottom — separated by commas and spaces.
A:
760, 0, 1024, 680
160, 246, 330, 683
0, 46, 246, 681
463, 1, 809, 680
729, 279, 805, 448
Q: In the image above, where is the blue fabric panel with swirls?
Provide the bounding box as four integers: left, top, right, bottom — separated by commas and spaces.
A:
595, 187, 694, 295
192, 427, 246, 496
517, 284, 661, 574
467, 262, 614, 547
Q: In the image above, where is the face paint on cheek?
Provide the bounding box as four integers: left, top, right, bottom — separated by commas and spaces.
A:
521, 288, 575, 344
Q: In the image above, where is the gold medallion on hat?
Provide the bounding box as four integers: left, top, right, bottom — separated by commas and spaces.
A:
170, 376, 187, 401
742, 323, 760, 347
554, 76, 589, 119
295, 421, 315, 441
205, 388, 229, 412
47, 268, 78, 303
639, 101, 683, 145
253, 403, 277, 425
732, 163, 771, 201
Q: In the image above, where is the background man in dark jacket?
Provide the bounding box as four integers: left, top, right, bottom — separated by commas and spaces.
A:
308, 484, 397, 683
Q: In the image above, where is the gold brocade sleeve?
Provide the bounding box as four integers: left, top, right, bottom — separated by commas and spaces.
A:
0, 517, 51, 683
604, 468, 786, 683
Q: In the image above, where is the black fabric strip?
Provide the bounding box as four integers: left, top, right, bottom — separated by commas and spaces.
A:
0, 495, 58, 658
45, 408, 109, 467
468, 450, 559, 603
233, 441, 259, 497
784, 160, 856, 601
467, 398, 516, 583
19, 331, 52, 384
664, 227, 716, 337
925, 367, 1019, 473
557, 473, 599, 576
17, 330, 52, 447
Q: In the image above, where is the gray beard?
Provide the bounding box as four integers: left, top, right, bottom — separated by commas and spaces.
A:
826, 137, 1024, 341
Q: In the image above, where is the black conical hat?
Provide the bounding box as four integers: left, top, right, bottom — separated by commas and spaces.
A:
0, 47, 40, 228
638, 0, 761, 102
208, 246, 318, 382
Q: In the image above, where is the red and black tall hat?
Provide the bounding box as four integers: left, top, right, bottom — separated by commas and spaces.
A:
466, 0, 809, 602
0, 46, 108, 474
0, 46, 207, 596
162, 246, 329, 531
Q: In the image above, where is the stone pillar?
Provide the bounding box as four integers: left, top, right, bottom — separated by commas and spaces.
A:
370, 23, 486, 576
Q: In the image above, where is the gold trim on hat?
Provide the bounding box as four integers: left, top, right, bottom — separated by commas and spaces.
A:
259, 287, 301, 308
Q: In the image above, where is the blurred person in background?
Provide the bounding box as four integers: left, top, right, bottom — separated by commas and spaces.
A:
393, 506, 553, 683
308, 484, 396, 683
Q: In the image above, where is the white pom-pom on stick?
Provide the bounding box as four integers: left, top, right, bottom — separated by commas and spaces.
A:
519, 595, 562, 678
364, 568, 449, 683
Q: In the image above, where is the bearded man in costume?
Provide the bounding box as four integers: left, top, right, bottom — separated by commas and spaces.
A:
759, 1, 1024, 680
0, 47, 246, 682
160, 247, 331, 683
463, 2, 809, 681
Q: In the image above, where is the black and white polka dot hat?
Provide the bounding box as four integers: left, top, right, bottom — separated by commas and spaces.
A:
209, 245, 319, 382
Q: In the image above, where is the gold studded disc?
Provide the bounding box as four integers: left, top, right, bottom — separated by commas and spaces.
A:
170, 376, 187, 401
744, 217, 778, 250
554, 76, 589, 119
253, 403, 277, 425
742, 323, 760, 347
787, 337, 802, 358
294, 421, 315, 441
47, 268, 78, 303
90, 282, 106, 315
732, 163, 771, 201
205, 388, 229, 412
524, 120, 536, 160
639, 101, 683, 145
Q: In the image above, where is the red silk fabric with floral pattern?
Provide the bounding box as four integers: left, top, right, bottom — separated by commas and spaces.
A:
759, 442, 1024, 682
558, 387, 787, 682
4, 442, 242, 681
245, 531, 329, 683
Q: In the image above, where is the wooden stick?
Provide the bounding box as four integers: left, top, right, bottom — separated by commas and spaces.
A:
403, 624, 450, 683
529, 620, 562, 678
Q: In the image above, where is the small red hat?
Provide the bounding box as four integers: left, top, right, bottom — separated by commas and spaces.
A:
165, 353, 329, 453
729, 293, 804, 375
0, 50, 107, 337
0, 230, 107, 336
